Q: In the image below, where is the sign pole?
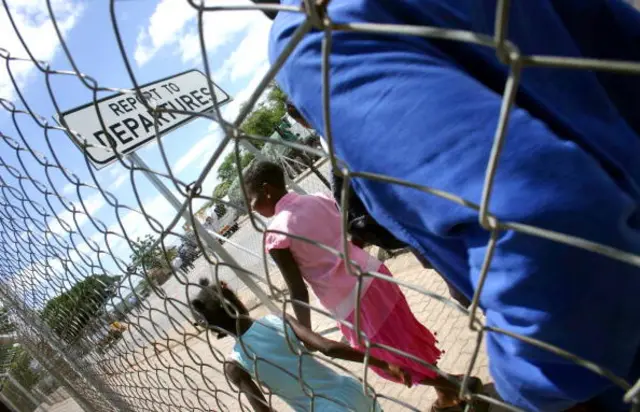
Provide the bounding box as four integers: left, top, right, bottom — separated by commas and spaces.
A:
127, 152, 280, 314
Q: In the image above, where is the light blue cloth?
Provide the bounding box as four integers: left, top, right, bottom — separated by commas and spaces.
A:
230, 315, 382, 412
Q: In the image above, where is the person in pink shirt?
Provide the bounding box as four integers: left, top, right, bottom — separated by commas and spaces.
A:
244, 161, 486, 412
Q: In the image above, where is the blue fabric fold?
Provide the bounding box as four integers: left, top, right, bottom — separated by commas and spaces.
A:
269, 0, 640, 410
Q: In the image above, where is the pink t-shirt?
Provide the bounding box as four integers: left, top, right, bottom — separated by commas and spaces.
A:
265, 192, 381, 320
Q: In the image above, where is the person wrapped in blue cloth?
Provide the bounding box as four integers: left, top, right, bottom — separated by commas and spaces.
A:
257, 0, 640, 410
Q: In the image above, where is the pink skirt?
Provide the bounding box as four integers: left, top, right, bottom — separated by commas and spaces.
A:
338, 264, 441, 384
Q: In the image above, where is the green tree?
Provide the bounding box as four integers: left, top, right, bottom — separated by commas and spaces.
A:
42, 274, 121, 342
218, 152, 256, 181
213, 151, 256, 199
129, 234, 177, 271
240, 82, 288, 139
227, 177, 244, 209
267, 82, 287, 107
214, 83, 295, 205
217, 153, 238, 182
213, 180, 233, 200
9, 349, 40, 390
240, 105, 285, 138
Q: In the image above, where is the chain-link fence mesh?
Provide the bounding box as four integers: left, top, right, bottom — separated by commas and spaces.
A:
1, 0, 640, 411
0, 309, 91, 412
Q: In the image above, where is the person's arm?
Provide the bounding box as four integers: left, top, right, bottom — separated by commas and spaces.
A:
269, 248, 311, 330
224, 362, 272, 412
285, 315, 411, 387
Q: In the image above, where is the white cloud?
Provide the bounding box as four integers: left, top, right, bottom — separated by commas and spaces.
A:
70, 230, 108, 263
133, 29, 156, 67
215, 17, 271, 83
198, 148, 216, 169
178, 32, 201, 64
133, 0, 195, 66
90, 231, 106, 250
76, 241, 92, 257
141, 191, 180, 226
104, 221, 127, 252
62, 182, 75, 195
222, 62, 270, 122
7, 258, 68, 304
108, 173, 128, 191
134, 0, 268, 67
108, 165, 123, 177
200, 8, 267, 59
102, 165, 130, 191
109, 192, 181, 251
8, 263, 50, 302
146, 0, 194, 51
47, 193, 106, 236
174, 132, 222, 174
0, 0, 84, 100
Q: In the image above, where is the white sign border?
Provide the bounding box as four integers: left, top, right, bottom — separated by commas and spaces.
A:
57, 69, 231, 169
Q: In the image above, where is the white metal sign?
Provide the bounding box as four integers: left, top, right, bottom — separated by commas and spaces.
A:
59, 69, 231, 168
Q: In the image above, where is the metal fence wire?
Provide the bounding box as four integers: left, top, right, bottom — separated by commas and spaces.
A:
1, 0, 640, 411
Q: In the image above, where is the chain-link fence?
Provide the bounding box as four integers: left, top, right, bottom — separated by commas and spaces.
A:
0, 309, 86, 412
2, 0, 640, 411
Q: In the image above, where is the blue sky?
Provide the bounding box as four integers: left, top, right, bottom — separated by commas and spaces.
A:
0, 0, 273, 299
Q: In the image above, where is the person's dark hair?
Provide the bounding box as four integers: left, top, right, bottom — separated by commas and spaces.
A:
243, 161, 286, 196
191, 278, 247, 339
285, 101, 312, 129
252, 0, 279, 20
286, 101, 303, 122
